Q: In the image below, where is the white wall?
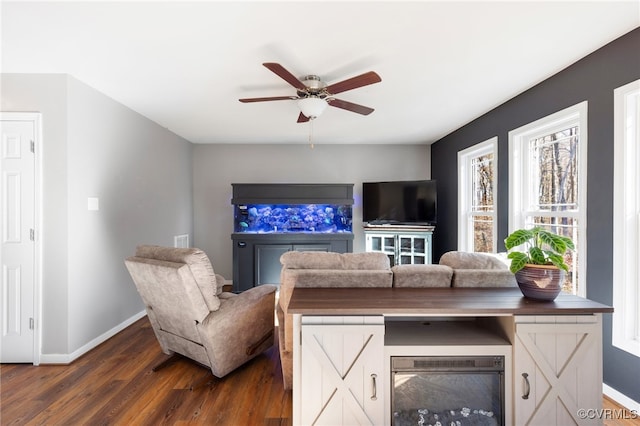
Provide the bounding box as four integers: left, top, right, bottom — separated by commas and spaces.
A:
192, 143, 431, 279
1, 74, 194, 357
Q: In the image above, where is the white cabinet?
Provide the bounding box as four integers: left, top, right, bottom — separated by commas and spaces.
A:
364, 226, 434, 265
295, 316, 385, 425
513, 315, 603, 426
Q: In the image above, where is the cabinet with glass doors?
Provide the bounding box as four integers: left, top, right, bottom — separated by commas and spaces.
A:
364, 226, 434, 265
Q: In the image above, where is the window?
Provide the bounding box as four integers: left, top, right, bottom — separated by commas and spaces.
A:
458, 137, 497, 253
613, 79, 640, 357
509, 102, 587, 296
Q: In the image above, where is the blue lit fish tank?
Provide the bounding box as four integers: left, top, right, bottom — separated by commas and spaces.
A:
234, 204, 352, 233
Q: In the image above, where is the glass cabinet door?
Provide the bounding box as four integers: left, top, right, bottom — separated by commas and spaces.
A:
365, 230, 433, 265
399, 235, 427, 264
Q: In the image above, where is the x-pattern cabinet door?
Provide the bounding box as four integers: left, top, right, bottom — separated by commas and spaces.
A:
514, 315, 603, 426
299, 316, 384, 426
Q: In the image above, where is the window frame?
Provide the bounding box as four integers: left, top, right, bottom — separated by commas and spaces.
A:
458, 137, 498, 253
613, 79, 640, 358
508, 101, 588, 297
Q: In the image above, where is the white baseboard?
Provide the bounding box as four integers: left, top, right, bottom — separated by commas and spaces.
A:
604, 383, 640, 412
39, 310, 147, 364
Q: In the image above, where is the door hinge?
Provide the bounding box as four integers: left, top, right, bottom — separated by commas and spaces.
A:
30, 229, 35, 241
30, 140, 35, 153
29, 318, 34, 330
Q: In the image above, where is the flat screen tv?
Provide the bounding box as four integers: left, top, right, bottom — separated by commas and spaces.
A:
362, 180, 437, 225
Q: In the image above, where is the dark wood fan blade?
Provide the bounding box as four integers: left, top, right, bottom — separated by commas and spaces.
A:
297, 112, 310, 123
327, 98, 375, 115
239, 96, 296, 103
263, 63, 306, 90
324, 71, 381, 95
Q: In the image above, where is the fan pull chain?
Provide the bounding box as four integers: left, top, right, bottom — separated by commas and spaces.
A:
308, 118, 315, 149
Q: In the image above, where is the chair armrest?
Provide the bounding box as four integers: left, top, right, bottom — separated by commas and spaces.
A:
203, 284, 276, 331
219, 284, 276, 310
198, 284, 277, 377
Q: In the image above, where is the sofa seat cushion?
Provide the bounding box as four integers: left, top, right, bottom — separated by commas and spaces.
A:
283, 269, 393, 288
392, 264, 453, 288
451, 270, 517, 288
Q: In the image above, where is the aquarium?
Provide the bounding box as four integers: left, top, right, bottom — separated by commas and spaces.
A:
234, 204, 352, 233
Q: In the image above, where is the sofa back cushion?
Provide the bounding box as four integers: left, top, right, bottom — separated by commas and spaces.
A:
278, 251, 393, 317
284, 269, 394, 289
134, 245, 221, 311
280, 251, 391, 270
439, 251, 508, 270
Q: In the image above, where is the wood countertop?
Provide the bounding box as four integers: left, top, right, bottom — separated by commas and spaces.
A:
287, 287, 613, 316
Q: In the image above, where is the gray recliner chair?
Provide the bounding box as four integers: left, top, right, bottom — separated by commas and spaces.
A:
125, 245, 276, 379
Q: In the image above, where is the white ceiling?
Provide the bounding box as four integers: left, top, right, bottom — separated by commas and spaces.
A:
2, 1, 639, 145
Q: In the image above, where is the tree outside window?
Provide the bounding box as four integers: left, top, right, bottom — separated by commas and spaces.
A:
527, 126, 579, 293
471, 153, 495, 252
458, 138, 497, 253
509, 102, 587, 296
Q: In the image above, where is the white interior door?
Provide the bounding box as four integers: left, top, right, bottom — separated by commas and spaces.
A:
0, 115, 38, 363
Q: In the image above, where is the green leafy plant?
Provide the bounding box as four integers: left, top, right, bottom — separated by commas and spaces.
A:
504, 227, 575, 274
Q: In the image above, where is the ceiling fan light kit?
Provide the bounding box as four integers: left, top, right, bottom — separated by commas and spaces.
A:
297, 96, 328, 120
239, 62, 381, 123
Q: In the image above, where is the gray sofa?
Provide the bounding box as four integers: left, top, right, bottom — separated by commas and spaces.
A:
277, 251, 393, 390
277, 250, 516, 389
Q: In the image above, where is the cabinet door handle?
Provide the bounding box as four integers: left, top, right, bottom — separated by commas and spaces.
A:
370, 373, 377, 401
522, 373, 530, 400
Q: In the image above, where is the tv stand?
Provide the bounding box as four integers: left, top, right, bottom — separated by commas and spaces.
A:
288, 287, 612, 426
364, 225, 434, 265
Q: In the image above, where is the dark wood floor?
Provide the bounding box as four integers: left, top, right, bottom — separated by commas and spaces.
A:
1, 317, 638, 425
0, 317, 292, 425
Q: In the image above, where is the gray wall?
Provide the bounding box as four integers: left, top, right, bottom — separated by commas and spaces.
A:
1, 74, 70, 354
1, 74, 193, 357
192, 143, 430, 279
1, 74, 429, 359
431, 28, 640, 403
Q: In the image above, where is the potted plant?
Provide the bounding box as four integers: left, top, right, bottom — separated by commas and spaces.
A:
504, 227, 575, 301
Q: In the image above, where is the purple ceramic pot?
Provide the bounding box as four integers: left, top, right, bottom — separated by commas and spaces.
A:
515, 264, 565, 301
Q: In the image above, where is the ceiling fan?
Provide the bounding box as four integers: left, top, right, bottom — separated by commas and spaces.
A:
239, 62, 381, 123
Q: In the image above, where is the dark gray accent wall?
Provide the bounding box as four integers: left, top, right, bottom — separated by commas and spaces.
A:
431, 28, 640, 402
